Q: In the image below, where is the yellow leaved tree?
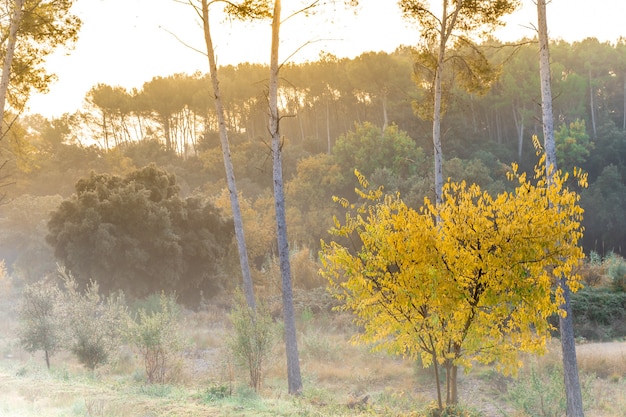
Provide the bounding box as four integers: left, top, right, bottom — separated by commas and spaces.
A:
320, 150, 586, 409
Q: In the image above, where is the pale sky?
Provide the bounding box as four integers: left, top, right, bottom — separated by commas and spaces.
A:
26, 0, 626, 118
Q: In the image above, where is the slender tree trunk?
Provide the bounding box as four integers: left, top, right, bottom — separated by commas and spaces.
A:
622, 76, 625, 130
450, 364, 458, 404
163, 116, 172, 151
496, 108, 503, 144
381, 92, 389, 130
445, 362, 451, 404
0, 0, 24, 138
269, 0, 302, 395
537, 2, 584, 416
326, 98, 331, 154
470, 95, 478, 134
45, 349, 50, 370
432, 346, 443, 410
512, 104, 525, 161
537, 3, 556, 173
433, 30, 445, 207
201, 0, 256, 310
588, 70, 596, 140
432, 0, 460, 207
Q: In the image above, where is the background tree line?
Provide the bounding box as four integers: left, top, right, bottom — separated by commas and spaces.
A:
1, 36, 625, 299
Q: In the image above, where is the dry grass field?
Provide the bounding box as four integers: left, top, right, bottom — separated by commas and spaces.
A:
0, 297, 625, 417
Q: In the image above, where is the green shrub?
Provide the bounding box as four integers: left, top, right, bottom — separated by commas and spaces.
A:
509, 362, 593, 417
18, 279, 63, 369
605, 253, 626, 292
410, 402, 483, 417
200, 383, 231, 403
59, 268, 127, 370
137, 383, 174, 398
126, 293, 184, 384
227, 290, 277, 392
509, 363, 565, 417
301, 328, 335, 361
570, 288, 626, 340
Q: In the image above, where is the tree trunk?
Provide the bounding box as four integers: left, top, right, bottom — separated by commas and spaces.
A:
269, 0, 303, 395
433, 24, 446, 207
559, 279, 584, 417
163, 116, 172, 151
326, 98, 331, 154
381, 91, 389, 130
432, 347, 443, 410
431, 0, 460, 207
537, 1, 556, 173
512, 104, 525, 162
0, 0, 24, 139
201, 0, 256, 310
449, 364, 458, 405
588, 70, 597, 140
537, 2, 585, 416
622, 75, 625, 131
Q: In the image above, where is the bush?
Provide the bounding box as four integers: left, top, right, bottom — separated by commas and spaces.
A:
200, 383, 231, 403
126, 293, 185, 384
605, 253, 626, 292
18, 279, 63, 369
509, 362, 593, 417
570, 288, 626, 340
509, 363, 566, 417
59, 268, 127, 370
227, 291, 277, 392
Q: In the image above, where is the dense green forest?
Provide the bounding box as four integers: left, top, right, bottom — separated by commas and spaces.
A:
1, 37, 625, 298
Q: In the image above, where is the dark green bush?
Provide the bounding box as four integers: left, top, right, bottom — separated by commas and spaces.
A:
569, 288, 626, 341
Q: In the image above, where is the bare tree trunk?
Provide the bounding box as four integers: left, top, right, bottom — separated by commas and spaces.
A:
0, 0, 24, 139
432, 0, 460, 207
537, 2, 584, 416
269, 0, 302, 395
512, 104, 525, 161
588, 70, 597, 140
431, 344, 443, 410
381, 91, 389, 130
449, 364, 458, 404
201, 0, 256, 310
433, 25, 445, 207
622, 75, 625, 130
163, 116, 172, 151
495, 108, 502, 144
326, 98, 331, 154
622, 74, 626, 130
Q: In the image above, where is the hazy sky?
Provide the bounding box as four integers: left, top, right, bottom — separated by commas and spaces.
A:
26, 0, 626, 118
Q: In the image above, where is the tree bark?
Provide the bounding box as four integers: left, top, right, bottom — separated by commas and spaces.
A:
269, 0, 303, 395
537, 2, 584, 416
201, 0, 256, 310
0, 0, 24, 139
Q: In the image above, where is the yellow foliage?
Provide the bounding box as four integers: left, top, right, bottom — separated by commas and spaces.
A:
320, 155, 585, 378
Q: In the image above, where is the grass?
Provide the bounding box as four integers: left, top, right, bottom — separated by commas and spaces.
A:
1, 299, 626, 416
